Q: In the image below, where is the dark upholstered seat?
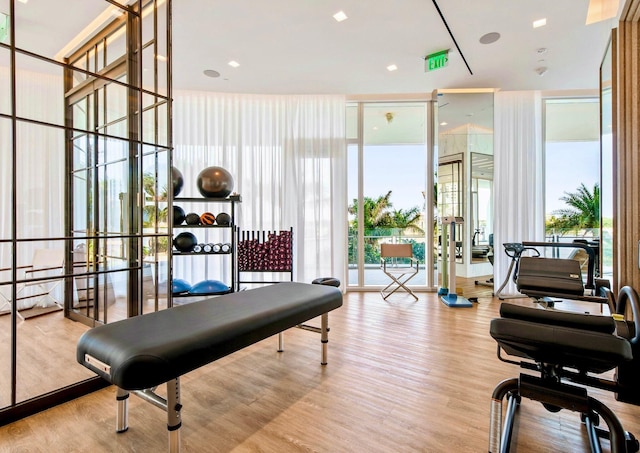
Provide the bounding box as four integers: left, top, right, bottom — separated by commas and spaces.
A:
491, 303, 632, 374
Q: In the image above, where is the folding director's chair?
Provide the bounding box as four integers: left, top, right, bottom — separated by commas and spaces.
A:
380, 243, 419, 301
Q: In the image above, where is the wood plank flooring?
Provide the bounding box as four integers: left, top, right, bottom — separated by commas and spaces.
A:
2, 281, 640, 452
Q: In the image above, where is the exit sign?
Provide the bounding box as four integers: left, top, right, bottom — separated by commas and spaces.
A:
425, 50, 449, 72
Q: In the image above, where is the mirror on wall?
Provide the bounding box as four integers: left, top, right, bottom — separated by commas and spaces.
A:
435, 90, 494, 279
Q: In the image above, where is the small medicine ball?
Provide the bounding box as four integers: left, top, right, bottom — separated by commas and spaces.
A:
196, 166, 234, 198
200, 212, 216, 225
185, 212, 201, 225
215, 212, 231, 226
173, 232, 198, 252
173, 206, 186, 225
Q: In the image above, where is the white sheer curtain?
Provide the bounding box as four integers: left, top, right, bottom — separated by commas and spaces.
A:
493, 91, 545, 296
173, 91, 347, 287
0, 67, 65, 308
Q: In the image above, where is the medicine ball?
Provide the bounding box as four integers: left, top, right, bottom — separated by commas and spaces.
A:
215, 212, 231, 226
172, 166, 184, 197
196, 166, 234, 198
200, 212, 216, 225
173, 206, 186, 225
173, 232, 198, 252
185, 212, 201, 225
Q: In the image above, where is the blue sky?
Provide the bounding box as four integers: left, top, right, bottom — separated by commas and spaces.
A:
545, 141, 602, 215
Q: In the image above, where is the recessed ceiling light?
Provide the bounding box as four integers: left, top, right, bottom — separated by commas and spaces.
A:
387, 64, 398, 71
440, 122, 448, 126
228, 60, 240, 68
203, 69, 220, 78
333, 11, 348, 22
533, 18, 547, 28
17, 0, 28, 3
479, 32, 501, 44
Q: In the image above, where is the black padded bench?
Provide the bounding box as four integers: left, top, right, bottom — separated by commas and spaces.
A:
77, 282, 342, 452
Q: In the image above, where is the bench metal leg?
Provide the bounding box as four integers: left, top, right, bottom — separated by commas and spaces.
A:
167, 378, 182, 453
116, 387, 129, 433
321, 313, 328, 365
278, 332, 284, 352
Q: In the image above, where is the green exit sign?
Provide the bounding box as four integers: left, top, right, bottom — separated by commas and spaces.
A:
0, 13, 8, 44
425, 50, 449, 72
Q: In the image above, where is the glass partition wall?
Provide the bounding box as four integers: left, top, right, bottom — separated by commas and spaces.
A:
0, 0, 171, 425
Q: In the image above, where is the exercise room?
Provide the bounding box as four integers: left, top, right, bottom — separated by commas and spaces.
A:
2, 0, 640, 452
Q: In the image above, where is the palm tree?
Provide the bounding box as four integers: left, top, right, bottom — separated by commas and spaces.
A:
389, 207, 424, 235
547, 183, 599, 234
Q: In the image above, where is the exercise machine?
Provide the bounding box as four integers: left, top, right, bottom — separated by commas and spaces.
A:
489, 286, 640, 452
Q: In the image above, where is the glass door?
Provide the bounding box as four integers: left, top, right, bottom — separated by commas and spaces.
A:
347, 101, 436, 290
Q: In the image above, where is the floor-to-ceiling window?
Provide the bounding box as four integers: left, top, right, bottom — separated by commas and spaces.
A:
347, 101, 436, 290
543, 97, 600, 267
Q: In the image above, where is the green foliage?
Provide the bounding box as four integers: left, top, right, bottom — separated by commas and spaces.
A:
348, 191, 425, 264
546, 183, 600, 235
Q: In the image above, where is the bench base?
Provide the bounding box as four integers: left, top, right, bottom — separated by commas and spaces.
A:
115, 312, 330, 453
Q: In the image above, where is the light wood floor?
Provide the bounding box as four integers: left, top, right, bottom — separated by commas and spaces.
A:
2, 280, 640, 452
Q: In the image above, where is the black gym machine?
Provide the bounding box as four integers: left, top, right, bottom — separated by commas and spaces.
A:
489, 285, 640, 452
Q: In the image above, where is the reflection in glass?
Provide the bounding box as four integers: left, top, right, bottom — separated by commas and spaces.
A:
15, 122, 65, 240
600, 35, 614, 278
436, 91, 494, 277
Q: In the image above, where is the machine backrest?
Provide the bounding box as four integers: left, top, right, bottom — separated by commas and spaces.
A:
517, 256, 584, 296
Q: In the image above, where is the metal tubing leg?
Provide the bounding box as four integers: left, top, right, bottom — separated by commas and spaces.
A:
584, 413, 603, 453
588, 396, 627, 453
278, 332, 284, 352
500, 393, 519, 453
321, 312, 328, 365
167, 378, 182, 453
489, 378, 519, 453
116, 387, 129, 433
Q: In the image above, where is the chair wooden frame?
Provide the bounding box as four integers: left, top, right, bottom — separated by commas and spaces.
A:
380, 243, 419, 301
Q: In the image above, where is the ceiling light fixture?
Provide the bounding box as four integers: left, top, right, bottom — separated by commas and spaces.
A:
533, 18, 547, 28
203, 69, 220, 78
387, 64, 398, 71
17, 0, 28, 3
156, 54, 167, 62
228, 60, 240, 68
333, 11, 348, 22
536, 66, 548, 76
440, 122, 448, 126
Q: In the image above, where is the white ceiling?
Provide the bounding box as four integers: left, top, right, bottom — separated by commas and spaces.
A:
2, 0, 619, 96
171, 0, 620, 95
